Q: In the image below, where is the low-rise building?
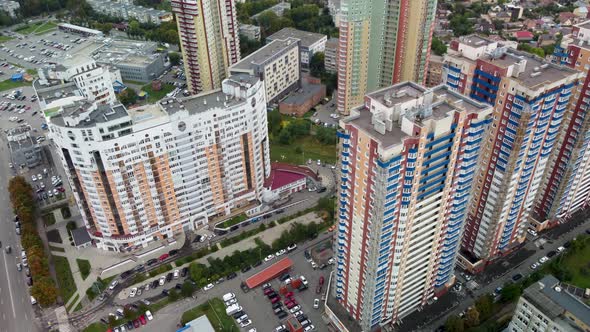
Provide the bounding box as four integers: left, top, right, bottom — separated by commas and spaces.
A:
90, 39, 167, 83
508, 275, 590, 332
87, 0, 172, 25
279, 76, 325, 116
251, 2, 291, 20
324, 38, 338, 73
0, 0, 19, 18
7, 126, 42, 168
229, 37, 300, 104
239, 23, 261, 41
267, 28, 327, 68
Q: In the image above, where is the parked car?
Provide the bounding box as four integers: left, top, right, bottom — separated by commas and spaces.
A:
313, 299, 320, 309
203, 283, 214, 291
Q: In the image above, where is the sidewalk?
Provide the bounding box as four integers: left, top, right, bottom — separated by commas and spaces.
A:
116, 211, 323, 300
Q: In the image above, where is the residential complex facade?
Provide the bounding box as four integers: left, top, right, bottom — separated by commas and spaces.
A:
332, 82, 492, 329
508, 275, 590, 332
266, 28, 327, 68
443, 35, 583, 269
336, 0, 437, 115
41, 75, 270, 252
172, 0, 240, 94
86, 0, 173, 25
229, 38, 300, 104
533, 20, 590, 229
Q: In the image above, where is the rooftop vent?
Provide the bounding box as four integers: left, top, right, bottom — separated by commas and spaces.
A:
531, 72, 541, 77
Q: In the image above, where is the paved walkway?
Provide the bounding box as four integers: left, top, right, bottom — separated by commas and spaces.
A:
116, 211, 323, 300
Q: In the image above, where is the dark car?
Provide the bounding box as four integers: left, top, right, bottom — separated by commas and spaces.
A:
175, 283, 182, 290
272, 302, 282, 309
126, 321, 134, 330
317, 187, 327, 193
512, 273, 523, 282
274, 307, 284, 315
277, 311, 288, 319
182, 267, 189, 277
120, 270, 132, 279
564, 241, 572, 248
166, 272, 173, 282
227, 272, 238, 280
192, 235, 202, 243
304, 250, 311, 260
132, 264, 145, 272
241, 265, 252, 273
169, 249, 178, 256
162, 289, 170, 296
151, 280, 159, 288
147, 258, 158, 266
547, 250, 557, 258
26, 277, 33, 286
267, 291, 277, 299
232, 310, 245, 319
253, 261, 262, 267
240, 282, 250, 293
279, 273, 291, 281
275, 209, 285, 214
586, 229, 590, 235
297, 314, 308, 322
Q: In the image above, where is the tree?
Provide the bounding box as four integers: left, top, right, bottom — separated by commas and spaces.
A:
30, 276, 58, 306
431, 36, 447, 56
464, 307, 480, 327
475, 294, 494, 320
189, 263, 209, 287
267, 110, 282, 136
278, 129, 292, 145
445, 315, 465, 332
500, 283, 522, 303
310, 52, 325, 78
168, 52, 181, 66
168, 288, 180, 301
118, 88, 138, 106
123, 307, 134, 320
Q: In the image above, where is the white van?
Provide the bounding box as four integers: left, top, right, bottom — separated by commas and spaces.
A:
30, 296, 37, 305
222, 292, 235, 302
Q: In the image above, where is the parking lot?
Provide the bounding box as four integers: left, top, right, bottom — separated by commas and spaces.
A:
0, 28, 94, 70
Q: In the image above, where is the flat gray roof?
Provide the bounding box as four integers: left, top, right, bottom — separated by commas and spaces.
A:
72, 227, 92, 246
230, 38, 298, 71
267, 28, 326, 48
281, 82, 323, 105
523, 275, 590, 328
49, 102, 129, 128
34, 80, 81, 104
460, 34, 496, 48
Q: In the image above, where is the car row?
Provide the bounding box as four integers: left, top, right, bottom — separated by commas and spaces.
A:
529, 246, 565, 270
103, 307, 154, 332
224, 292, 254, 328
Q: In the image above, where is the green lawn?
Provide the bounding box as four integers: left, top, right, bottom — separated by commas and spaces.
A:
83, 322, 107, 332
66, 293, 79, 312
0, 35, 13, 42
49, 245, 65, 252
552, 236, 590, 288
217, 213, 247, 229
42, 213, 56, 226
53, 256, 77, 303
77, 259, 91, 280
270, 135, 337, 165
181, 298, 238, 331
0, 79, 31, 92
141, 83, 175, 103
16, 21, 57, 35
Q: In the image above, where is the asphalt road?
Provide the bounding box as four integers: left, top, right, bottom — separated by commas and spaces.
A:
0, 88, 44, 332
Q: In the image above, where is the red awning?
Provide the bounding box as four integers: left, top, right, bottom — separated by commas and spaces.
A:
246, 257, 293, 289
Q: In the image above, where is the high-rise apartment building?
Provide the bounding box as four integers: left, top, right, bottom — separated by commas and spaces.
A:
40, 75, 270, 252
443, 36, 582, 270
336, 0, 437, 115
331, 82, 492, 330
172, 0, 240, 94
531, 21, 590, 229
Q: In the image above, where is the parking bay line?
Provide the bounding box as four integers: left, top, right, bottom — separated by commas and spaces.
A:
2, 253, 16, 318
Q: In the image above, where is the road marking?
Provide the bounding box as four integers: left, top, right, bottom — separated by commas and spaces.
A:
24, 312, 27, 320
2, 253, 16, 318
1, 313, 4, 320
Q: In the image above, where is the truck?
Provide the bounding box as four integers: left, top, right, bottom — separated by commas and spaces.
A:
226, 304, 242, 316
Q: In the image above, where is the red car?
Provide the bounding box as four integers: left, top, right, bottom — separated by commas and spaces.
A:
319, 276, 325, 285
139, 314, 147, 325
133, 319, 140, 328
159, 253, 169, 261
271, 296, 281, 304
285, 291, 294, 298
264, 288, 274, 295
286, 301, 297, 309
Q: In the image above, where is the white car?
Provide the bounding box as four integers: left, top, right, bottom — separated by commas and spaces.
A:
530, 263, 539, 270
109, 280, 119, 290
539, 256, 549, 263
31, 175, 37, 182
287, 244, 297, 251
237, 314, 248, 324
144, 283, 150, 291
527, 229, 537, 237
313, 299, 320, 309
37, 173, 42, 180
264, 254, 275, 262
129, 288, 138, 298
293, 310, 303, 317
159, 276, 166, 286
173, 269, 180, 279
275, 249, 286, 256
225, 298, 237, 306
203, 283, 214, 291
145, 310, 153, 321
557, 246, 565, 252
240, 320, 252, 328
289, 305, 301, 313
304, 325, 315, 331
248, 329, 257, 332
328, 258, 335, 265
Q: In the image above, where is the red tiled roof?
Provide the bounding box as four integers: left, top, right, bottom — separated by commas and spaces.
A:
263, 162, 319, 188
245, 257, 293, 289
268, 170, 306, 190
515, 31, 534, 39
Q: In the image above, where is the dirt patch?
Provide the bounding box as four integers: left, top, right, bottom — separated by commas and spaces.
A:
310, 239, 333, 265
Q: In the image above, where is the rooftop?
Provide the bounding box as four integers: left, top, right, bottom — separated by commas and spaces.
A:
71, 227, 92, 247
267, 28, 326, 48
230, 38, 299, 71
576, 19, 590, 30
459, 34, 496, 48
252, 2, 291, 19
345, 82, 489, 149
176, 315, 215, 332
246, 257, 293, 289
49, 101, 129, 128
523, 275, 590, 328
90, 38, 161, 68
34, 80, 82, 104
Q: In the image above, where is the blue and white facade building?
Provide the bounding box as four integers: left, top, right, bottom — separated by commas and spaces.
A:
331, 82, 492, 331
